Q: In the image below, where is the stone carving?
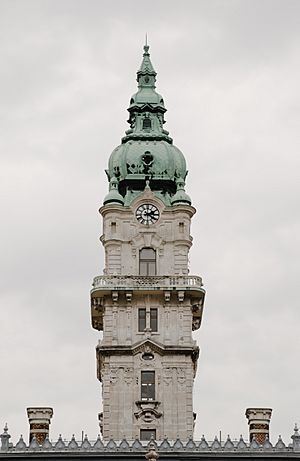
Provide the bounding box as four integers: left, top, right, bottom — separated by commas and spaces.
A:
177, 291, 184, 302
192, 317, 201, 330
124, 367, 134, 384
163, 368, 172, 385
134, 400, 162, 422
133, 340, 163, 356
110, 368, 118, 384
164, 291, 170, 302
112, 292, 118, 302
192, 301, 203, 331
177, 368, 186, 384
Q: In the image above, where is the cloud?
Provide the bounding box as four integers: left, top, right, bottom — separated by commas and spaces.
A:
0, 0, 299, 445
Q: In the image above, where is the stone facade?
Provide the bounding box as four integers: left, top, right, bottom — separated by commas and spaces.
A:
100, 190, 194, 277
92, 189, 205, 441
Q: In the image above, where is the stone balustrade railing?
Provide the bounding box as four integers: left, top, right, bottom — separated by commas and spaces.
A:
92, 274, 203, 291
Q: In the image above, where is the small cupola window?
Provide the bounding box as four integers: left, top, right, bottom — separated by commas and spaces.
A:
143, 117, 152, 130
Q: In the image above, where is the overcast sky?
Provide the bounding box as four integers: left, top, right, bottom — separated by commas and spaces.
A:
0, 0, 299, 446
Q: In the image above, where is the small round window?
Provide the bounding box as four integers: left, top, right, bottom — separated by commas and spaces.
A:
142, 352, 154, 360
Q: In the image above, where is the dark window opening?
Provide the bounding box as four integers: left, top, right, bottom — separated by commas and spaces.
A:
142, 352, 154, 360
141, 371, 155, 401
139, 248, 156, 276
143, 118, 152, 130
150, 308, 158, 332
138, 308, 146, 332
140, 429, 156, 441
118, 179, 176, 198
142, 151, 153, 165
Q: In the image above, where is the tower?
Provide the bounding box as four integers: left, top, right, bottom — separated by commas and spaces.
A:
91, 44, 205, 441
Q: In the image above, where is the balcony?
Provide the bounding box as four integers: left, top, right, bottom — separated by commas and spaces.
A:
91, 275, 205, 331
91, 274, 204, 296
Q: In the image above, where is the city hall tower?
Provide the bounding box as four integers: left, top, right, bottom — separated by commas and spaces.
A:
91, 44, 205, 442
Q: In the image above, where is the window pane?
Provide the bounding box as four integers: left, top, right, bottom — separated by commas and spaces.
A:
138, 309, 146, 331
141, 371, 155, 400
142, 371, 155, 384
141, 384, 155, 400
139, 248, 156, 275
139, 262, 148, 276
140, 248, 156, 260
150, 308, 158, 332
140, 429, 156, 441
148, 262, 156, 275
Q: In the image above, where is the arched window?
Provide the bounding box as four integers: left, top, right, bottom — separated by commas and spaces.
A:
142, 118, 151, 130
139, 248, 156, 275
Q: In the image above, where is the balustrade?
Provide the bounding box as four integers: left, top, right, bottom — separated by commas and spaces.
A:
92, 274, 203, 290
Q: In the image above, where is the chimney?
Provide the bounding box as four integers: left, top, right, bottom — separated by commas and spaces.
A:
26, 407, 53, 445
245, 408, 272, 444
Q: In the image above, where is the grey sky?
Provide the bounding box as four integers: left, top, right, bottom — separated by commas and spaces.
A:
0, 0, 299, 445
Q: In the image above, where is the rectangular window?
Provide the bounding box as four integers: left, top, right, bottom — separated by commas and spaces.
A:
140, 429, 156, 441
150, 308, 158, 332
141, 371, 155, 401
138, 308, 146, 332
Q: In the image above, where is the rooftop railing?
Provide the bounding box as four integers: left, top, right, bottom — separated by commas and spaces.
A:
1, 430, 299, 454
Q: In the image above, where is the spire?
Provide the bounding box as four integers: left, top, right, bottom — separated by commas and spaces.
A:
123, 44, 171, 145
131, 43, 162, 106
137, 43, 157, 88
106, 43, 189, 207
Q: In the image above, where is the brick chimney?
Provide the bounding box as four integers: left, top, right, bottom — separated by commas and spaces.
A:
27, 407, 53, 445
245, 408, 272, 444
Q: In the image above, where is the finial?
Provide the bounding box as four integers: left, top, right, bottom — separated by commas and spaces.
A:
291, 423, 300, 449
0, 423, 11, 450
145, 440, 159, 461
143, 35, 149, 55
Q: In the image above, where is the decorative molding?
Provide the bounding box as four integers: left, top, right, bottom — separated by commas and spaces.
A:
134, 400, 162, 422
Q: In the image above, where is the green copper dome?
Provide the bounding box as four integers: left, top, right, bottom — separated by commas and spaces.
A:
105, 44, 191, 206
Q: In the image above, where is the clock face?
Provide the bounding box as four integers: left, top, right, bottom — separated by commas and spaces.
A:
136, 203, 160, 225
